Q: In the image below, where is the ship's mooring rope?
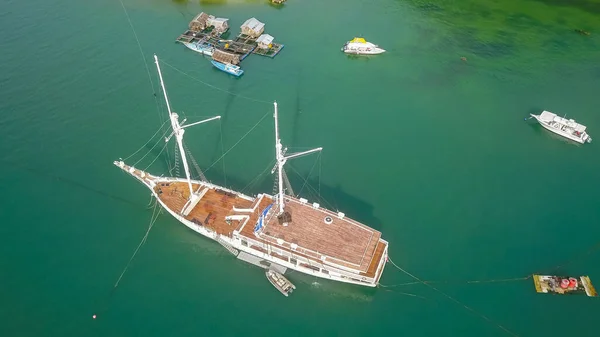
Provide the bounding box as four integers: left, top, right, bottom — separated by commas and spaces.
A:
114, 198, 161, 288
379, 275, 532, 288
546, 241, 600, 273
379, 287, 429, 300
386, 257, 520, 337
92, 199, 161, 320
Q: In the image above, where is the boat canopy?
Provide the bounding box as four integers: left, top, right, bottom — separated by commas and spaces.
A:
540, 110, 557, 122
350, 37, 366, 43
541, 110, 587, 131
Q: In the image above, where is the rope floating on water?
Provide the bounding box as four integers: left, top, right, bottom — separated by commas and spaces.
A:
92, 199, 161, 320
386, 257, 520, 337
378, 286, 429, 300
114, 199, 161, 288
380, 275, 531, 288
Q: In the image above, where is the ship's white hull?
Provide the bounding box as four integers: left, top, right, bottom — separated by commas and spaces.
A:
127, 170, 387, 288
532, 115, 589, 144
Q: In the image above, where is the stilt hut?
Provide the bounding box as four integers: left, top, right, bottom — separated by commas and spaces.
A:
189, 12, 209, 32
256, 34, 274, 49
207, 17, 229, 33
212, 49, 240, 65
240, 18, 265, 38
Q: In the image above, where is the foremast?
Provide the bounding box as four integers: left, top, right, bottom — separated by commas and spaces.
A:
272, 101, 322, 225
153, 54, 221, 215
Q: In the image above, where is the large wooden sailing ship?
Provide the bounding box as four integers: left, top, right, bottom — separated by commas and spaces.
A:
114, 55, 388, 287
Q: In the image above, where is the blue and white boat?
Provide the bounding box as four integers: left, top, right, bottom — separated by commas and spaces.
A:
182, 41, 214, 57
210, 60, 244, 77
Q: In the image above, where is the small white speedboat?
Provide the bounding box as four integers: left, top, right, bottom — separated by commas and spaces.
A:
341, 37, 385, 55
530, 110, 592, 144
266, 269, 296, 297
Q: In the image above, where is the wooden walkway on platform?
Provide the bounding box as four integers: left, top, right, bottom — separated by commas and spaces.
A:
176, 30, 218, 44
252, 43, 284, 58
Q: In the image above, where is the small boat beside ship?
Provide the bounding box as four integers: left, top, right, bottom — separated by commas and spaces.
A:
530, 110, 592, 144
533, 275, 597, 297
266, 269, 296, 297
341, 37, 385, 55
182, 41, 214, 57
210, 60, 244, 76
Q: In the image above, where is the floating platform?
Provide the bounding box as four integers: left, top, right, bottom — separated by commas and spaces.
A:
533, 275, 598, 297
176, 30, 219, 45
177, 24, 284, 65
216, 39, 255, 60
252, 43, 284, 58
177, 30, 255, 61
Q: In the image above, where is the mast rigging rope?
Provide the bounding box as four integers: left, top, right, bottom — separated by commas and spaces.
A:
204, 108, 272, 173
117, 0, 172, 171
122, 120, 169, 161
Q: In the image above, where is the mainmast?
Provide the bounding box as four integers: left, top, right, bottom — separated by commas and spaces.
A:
272, 101, 322, 221
154, 55, 220, 215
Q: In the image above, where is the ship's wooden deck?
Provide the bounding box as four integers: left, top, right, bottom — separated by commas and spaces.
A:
154, 182, 254, 237
361, 241, 387, 277
244, 197, 381, 273
153, 180, 386, 278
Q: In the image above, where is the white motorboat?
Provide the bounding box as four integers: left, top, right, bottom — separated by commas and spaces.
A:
341, 37, 385, 55
182, 41, 214, 57
266, 269, 296, 297
530, 110, 592, 144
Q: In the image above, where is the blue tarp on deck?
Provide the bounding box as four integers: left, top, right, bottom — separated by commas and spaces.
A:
254, 203, 273, 233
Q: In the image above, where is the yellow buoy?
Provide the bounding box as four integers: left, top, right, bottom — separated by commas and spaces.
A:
225, 43, 229, 48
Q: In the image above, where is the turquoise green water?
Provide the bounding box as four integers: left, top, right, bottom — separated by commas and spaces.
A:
1, 0, 599, 336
